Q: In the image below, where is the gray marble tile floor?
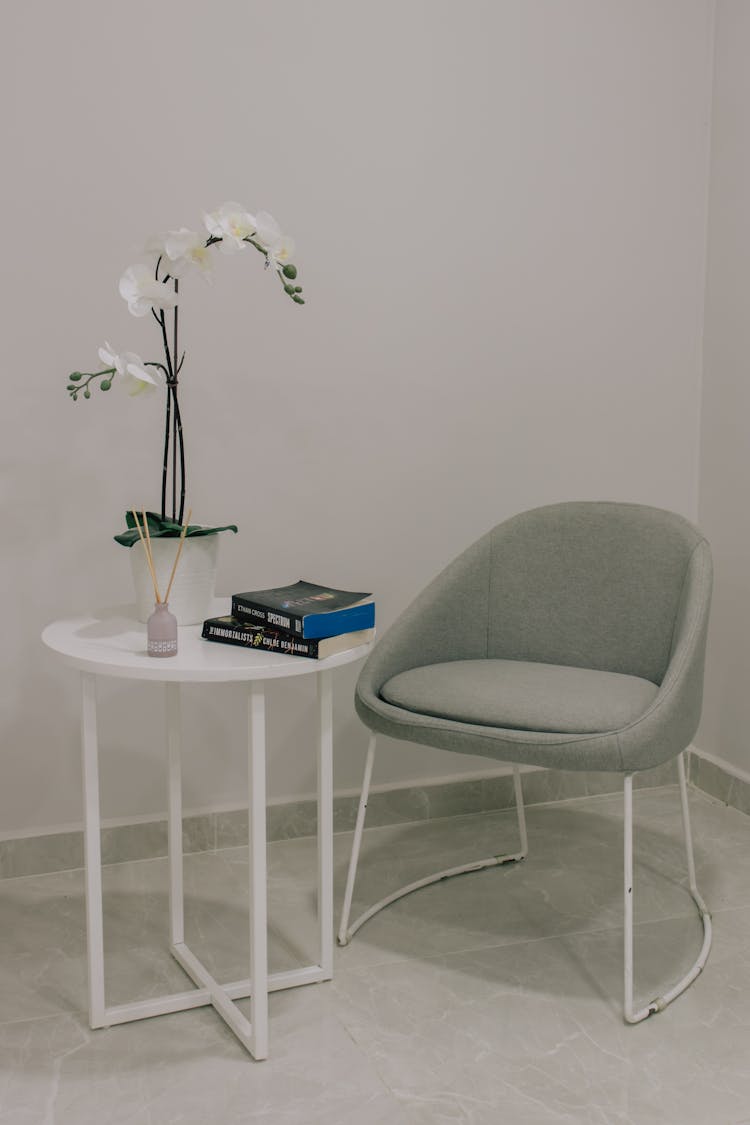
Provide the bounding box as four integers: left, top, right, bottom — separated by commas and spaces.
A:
1, 786, 750, 1124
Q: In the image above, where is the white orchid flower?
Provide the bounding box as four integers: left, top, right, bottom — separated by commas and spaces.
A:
163, 228, 215, 279
118, 264, 178, 317
268, 234, 295, 269
98, 342, 165, 397
203, 201, 257, 253
253, 210, 295, 269
253, 211, 283, 248
144, 233, 167, 261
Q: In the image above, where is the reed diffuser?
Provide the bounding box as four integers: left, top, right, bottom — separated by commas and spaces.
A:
133, 507, 191, 657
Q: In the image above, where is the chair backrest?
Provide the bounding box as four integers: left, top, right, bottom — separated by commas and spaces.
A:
485, 502, 706, 684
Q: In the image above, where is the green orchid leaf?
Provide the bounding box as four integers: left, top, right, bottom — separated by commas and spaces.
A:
115, 512, 238, 547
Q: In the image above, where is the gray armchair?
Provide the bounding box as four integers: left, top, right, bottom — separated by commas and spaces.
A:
338, 501, 713, 1022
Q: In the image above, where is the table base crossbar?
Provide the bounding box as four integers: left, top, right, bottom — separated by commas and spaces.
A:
98, 945, 328, 1039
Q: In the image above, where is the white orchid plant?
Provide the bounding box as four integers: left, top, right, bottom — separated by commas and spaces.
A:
65, 202, 304, 547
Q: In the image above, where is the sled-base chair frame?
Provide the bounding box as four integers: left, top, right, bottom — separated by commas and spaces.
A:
338, 739, 711, 1024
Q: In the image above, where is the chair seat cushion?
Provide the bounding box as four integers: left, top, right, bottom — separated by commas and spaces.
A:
380, 659, 659, 735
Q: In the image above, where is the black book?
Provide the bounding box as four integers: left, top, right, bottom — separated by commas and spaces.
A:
231, 579, 374, 640
202, 615, 374, 660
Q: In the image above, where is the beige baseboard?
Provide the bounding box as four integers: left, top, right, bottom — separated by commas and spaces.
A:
0, 755, 692, 880
688, 746, 750, 815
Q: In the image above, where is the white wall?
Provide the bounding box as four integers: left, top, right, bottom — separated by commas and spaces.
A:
697, 0, 750, 776
1, 1, 714, 836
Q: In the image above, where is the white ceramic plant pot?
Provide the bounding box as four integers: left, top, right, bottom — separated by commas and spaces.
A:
130, 534, 220, 625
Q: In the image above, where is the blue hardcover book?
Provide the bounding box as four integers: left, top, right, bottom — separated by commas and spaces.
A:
231, 580, 375, 640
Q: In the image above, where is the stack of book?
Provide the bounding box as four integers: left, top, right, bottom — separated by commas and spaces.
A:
202, 579, 375, 659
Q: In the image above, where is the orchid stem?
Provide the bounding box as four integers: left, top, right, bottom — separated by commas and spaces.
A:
161, 384, 171, 522
157, 307, 176, 522
173, 385, 186, 524
172, 279, 183, 521
172, 392, 177, 520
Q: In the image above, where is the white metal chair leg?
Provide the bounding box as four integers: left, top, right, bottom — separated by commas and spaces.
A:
623, 752, 712, 1023
337, 734, 376, 946
337, 738, 528, 946
513, 765, 528, 856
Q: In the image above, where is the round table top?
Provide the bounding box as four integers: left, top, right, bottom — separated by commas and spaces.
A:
42, 600, 374, 683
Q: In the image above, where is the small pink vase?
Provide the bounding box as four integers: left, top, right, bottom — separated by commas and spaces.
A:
147, 602, 178, 657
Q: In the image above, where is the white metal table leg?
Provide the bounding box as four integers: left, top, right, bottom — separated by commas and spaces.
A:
248, 681, 269, 1060
166, 683, 184, 946
81, 672, 106, 1028
317, 670, 334, 978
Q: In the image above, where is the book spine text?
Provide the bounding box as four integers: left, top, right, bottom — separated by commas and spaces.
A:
202, 621, 317, 657
231, 598, 303, 634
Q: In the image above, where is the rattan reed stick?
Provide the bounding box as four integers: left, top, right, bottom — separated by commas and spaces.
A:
163, 507, 193, 606
132, 509, 162, 604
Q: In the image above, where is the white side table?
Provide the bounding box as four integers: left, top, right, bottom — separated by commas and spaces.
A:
42, 600, 372, 1060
